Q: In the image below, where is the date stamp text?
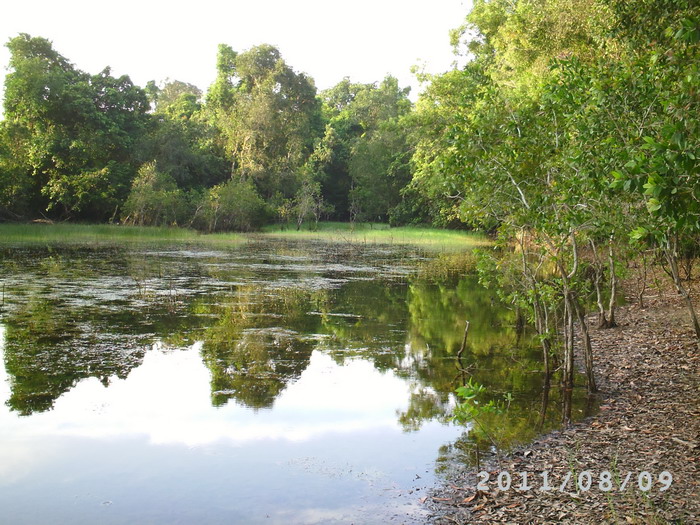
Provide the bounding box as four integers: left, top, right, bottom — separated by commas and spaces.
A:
475, 470, 673, 493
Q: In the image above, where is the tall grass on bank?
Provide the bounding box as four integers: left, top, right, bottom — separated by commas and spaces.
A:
0, 222, 488, 250
0, 223, 244, 245
259, 222, 490, 251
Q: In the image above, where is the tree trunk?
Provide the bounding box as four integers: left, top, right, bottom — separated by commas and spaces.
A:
562, 380, 573, 426
589, 240, 609, 328
517, 232, 552, 386
573, 296, 598, 393
636, 251, 648, 308
606, 237, 618, 328
563, 292, 575, 391
666, 235, 700, 341
534, 300, 551, 389
562, 296, 574, 427
537, 380, 551, 431
456, 320, 470, 385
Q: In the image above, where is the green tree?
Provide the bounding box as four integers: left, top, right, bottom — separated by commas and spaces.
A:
196, 178, 268, 232
139, 78, 229, 192
348, 117, 412, 223
207, 44, 323, 200
2, 34, 149, 220
606, 6, 700, 337
0, 120, 35, 217
291, 125, 336, 229
320, 76, 414, 223
147, 79, 203, 115
410, 2, 622, 395
138, 115, 228, 190
122, 161, 189, 226
459, 0, 615, 95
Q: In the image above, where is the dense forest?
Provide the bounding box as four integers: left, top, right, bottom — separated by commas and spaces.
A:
0, 37, 418, 229
1, 0, 699, 393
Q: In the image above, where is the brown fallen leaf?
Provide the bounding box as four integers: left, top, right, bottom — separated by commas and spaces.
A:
672, 437, 699, 449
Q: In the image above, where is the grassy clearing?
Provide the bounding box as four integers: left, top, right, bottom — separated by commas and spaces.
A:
0, 223, 244, 245
0, 221, 489, 251
259, 222, 490, 250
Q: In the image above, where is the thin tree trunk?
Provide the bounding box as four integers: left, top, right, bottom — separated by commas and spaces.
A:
589, 239, 609, 328
537, 380, 551, 431
573, 296, 598, 393
562, 380, 573, 426
666, 235, 700, 340
563, 292, 575, 391
545, 303, 559, 371
561, 296, 574, 427
534, 300, 551, 389
456, 320, 470, 384
636, 250, 648, 308
606, 237, 618, 328
517, 231, 552, 385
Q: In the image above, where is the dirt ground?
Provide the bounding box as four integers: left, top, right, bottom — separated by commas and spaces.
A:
426, 277, 700, 524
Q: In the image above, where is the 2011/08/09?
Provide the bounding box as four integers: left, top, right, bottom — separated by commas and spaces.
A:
475, 470, 673, 493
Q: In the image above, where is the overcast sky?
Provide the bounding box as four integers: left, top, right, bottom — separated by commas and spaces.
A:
0, 0, 471, 106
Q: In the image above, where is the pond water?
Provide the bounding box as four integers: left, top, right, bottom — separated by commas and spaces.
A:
0, 239, 594, 524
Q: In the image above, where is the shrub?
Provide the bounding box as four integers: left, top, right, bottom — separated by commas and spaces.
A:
195, 178, 268, 232
122, 161, 190, 226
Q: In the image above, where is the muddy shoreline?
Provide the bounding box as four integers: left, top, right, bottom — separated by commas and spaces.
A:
426, 283, 700, 524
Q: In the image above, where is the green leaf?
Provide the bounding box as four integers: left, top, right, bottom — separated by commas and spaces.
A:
630, 227, 648, 240
646, 198, 662, 213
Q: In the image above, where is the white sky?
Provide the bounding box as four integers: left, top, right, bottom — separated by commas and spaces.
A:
0, 0, 472, 106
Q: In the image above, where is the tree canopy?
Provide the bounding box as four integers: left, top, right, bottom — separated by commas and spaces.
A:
1, 34, 149, 219
0, 36, 416, 228
409, 0, 700, 394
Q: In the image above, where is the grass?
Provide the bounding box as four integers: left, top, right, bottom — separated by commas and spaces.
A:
259, 221, 490, 250
0, 221, 490, 250
0, 223, 244, 245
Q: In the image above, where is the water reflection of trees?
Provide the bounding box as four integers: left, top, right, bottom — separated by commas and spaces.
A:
200, 279, 420, 410
1, 244, 593, 441
0, 246, 221, 415
404, 275, 598, 452
201, 286, 318, 409
2, 294, 147, 415
199, 272, 554, 435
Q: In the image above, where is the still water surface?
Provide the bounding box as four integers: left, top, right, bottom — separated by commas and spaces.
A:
0, 240, 589, 524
